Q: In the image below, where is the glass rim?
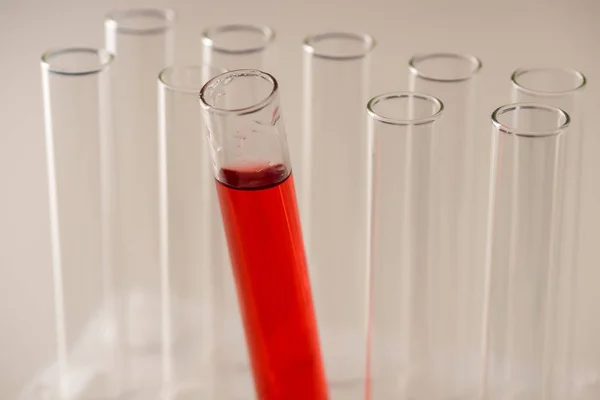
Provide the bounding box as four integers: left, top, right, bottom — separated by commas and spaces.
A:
159, 65, 227, 93
511, 67, 587, 96
105, 8, 175, 35
491, 102, 570, 137
199, 69, 278, 116
408, 52, 482, 82
41, 47, 114, 76
303, 31, 376, 61
201, 24, 275, 55
367, 92, 444, 126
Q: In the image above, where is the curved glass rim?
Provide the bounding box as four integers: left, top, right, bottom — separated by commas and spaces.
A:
367, 92, 444, 126
409, 52, 482, 82
199, 69, 278, 116
491, 103, 570, 137
303, 31, 376, 61
105, 8, 175, 35
201, 24, 275, 55
511, 67, 587, 96
159, 65, 227, 93
41, 47, 114, 76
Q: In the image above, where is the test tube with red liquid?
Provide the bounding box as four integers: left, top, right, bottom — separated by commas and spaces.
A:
200, 69, 328, 399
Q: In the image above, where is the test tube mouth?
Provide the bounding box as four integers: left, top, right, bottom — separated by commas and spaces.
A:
492, 103, 570, 137
201, 24, 275, 55
303, 32, 376, 61
159, 65, 227, 93
105, 8, 175, 35
511, 67, 587, 96
41, 47, 114, 76
367, 92, 444, 126
409, 53, 482, 82
200, 69, 278, 116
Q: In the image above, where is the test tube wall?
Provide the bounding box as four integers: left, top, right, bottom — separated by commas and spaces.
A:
510, 68, 591, 399
483, 103, 570, 399
104, 7, 174, 389
201, 24, 275, 397
366, 92, 445, 399
408, 53, 486, 395
302, 32, 375, 398
41, 47, 120, 398
157, 65, 224, 398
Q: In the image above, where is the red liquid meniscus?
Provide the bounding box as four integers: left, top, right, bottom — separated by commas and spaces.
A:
216, 163, 328, 400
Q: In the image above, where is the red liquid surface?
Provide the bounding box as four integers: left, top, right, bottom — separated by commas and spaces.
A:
216, 164, 328, 399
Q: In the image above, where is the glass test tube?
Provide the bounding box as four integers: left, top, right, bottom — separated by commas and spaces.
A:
104, 8, 174, 386
302, 32, 375, 397
408, 53, 485, 396
510, 68, 590, 398
483, 103, 570, 400
201, 24, 275, 397
367, 92, 444, 399
157, 65, 224, 398
200, 69, 327, 400
202, 24, 275, 71
41, 48, 119, 398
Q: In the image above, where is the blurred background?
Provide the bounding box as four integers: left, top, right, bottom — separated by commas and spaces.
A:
1, 0, 599, 397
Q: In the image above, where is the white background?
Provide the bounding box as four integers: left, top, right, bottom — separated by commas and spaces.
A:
1, 0, 599, 397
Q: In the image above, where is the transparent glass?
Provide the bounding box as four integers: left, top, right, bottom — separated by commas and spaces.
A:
302, 32, 375, 398
483, 103, 570, 400
104, 8, 174, 390
367, 92, 448, 399
40, 47, 120, 398
200, 69, 327, 399
157, 65, 224, 399
202, 24, 275, 71
408, 53, 485, 397
511, 68, 592, 399
201, 24, 275, 396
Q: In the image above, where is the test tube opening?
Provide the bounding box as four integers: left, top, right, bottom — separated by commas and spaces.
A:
303, 32, 376, 60
491, 103, 570, 137
367, 92, 444, 126
201, 24, 275, 54
511, 68, 587, 96
409, 53, 482, 82
41, 48, 113, 76
200, 69, 278, 114
159, 65, 226, 93
105, 8, 175, 35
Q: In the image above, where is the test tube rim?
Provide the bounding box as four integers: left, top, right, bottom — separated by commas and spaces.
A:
367, 91, 444, 126
491, 102, 570, 138
159, 64, 227, 94
408, 52, 482, 83
41, 47, 114, 76
105, 7, 175, 36
201, 24, 276, 55
511, 67, 587, 96
199, 69, 278, 116
303, 31, 376, 61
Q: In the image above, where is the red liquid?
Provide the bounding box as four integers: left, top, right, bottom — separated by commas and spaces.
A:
216, 164, 328, 400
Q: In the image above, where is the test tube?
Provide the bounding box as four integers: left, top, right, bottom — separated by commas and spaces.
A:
41, 47, 119, 398
201, 23, 275, 396
157, 65, 224, 398
302, 32, 375, 397
202, 24, 275, 71
366, 92, 445, 398
408, 53, 485, 395
510, 68, 591, 398
200, 69, 328, 399
104, 8, 174, 386
483, 103, 570, 399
